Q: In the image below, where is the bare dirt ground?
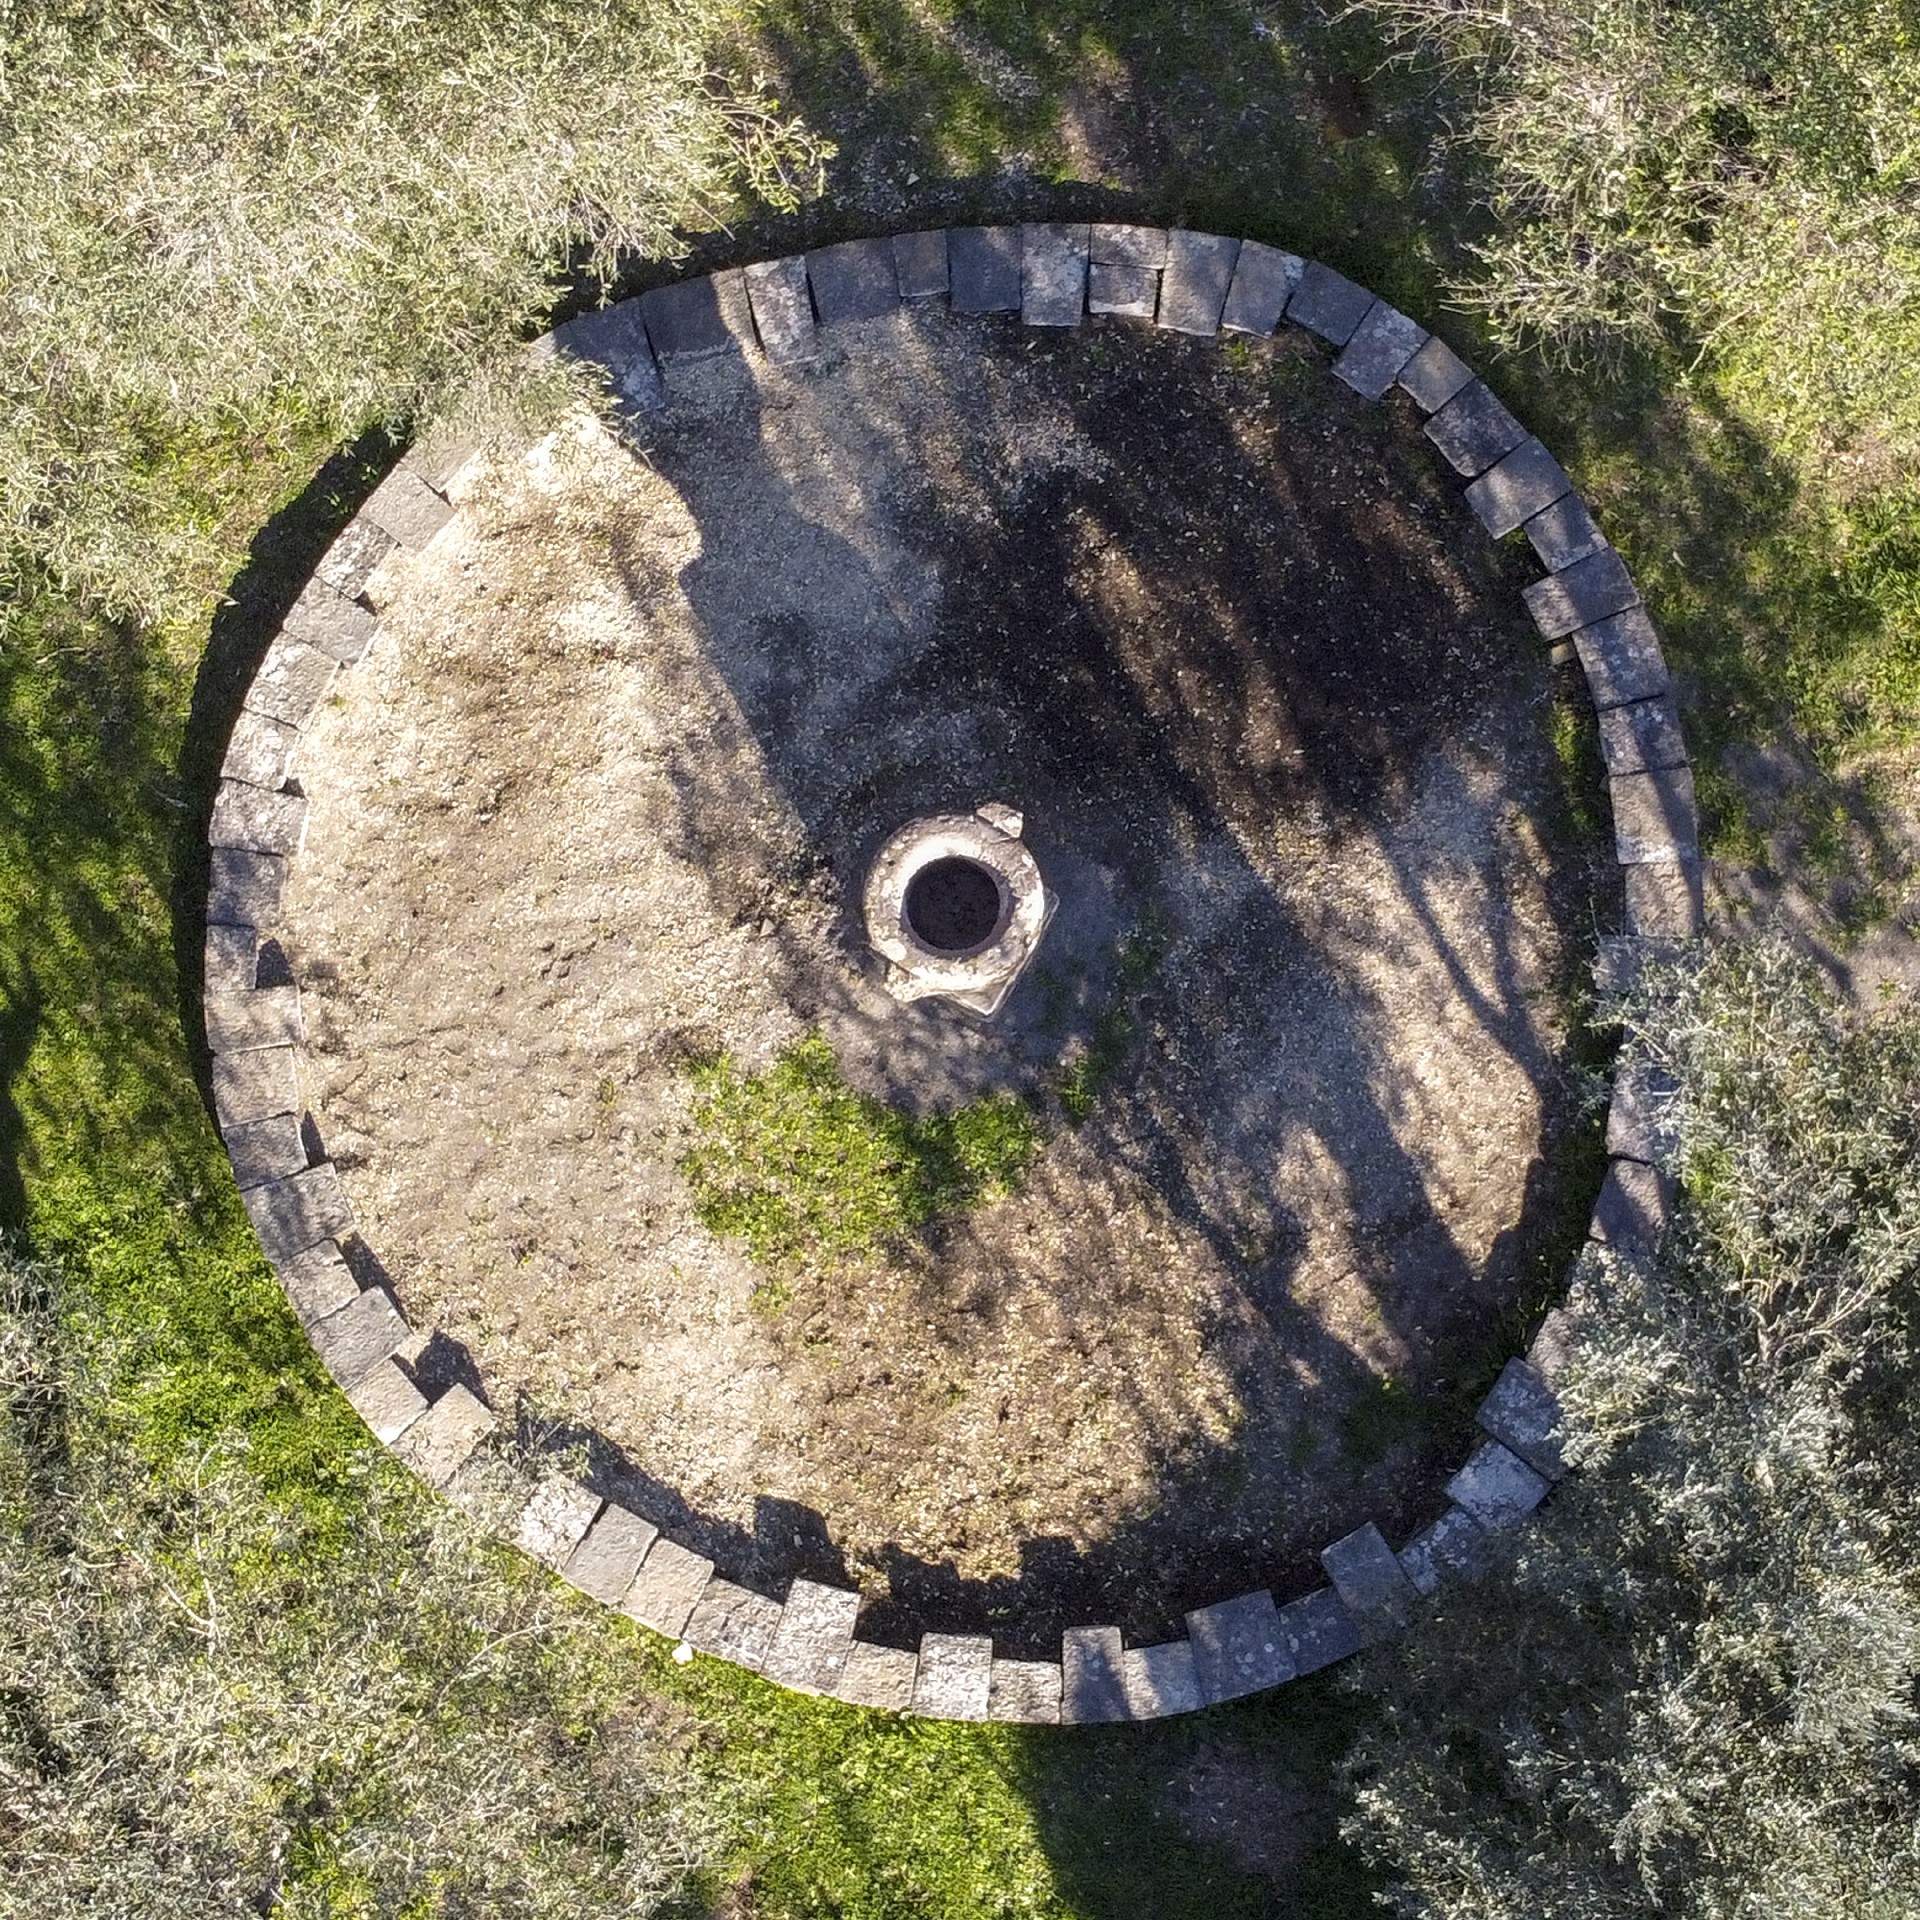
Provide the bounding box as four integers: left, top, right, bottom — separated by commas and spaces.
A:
282, 307, 1605, 1647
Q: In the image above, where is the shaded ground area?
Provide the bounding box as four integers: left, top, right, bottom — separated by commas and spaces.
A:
283, 307, 1605, 1647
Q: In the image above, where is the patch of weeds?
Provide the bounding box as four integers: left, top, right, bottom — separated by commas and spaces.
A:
1337, 1372, 1428, 1468
1547, 684, 1606, 847
1053, 917, 1167, 1124
679, 1034, 1037, 1273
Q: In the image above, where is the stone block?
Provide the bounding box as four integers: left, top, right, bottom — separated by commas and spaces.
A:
1220, 241, 1304, 337
562, 1503, 659, 1605
835, 1640, 918, 1711
1610, 766, 1699, 864
406, 423, 486, 494
1186, 1589, 1292, 1704
1396, 334, 1475, 413
513, 1477, 603, 1570
1021, 222, 1089, 327
1286, 260, 1375, 345
1119, 1639, 1202, 1718
204, 984, 302, 1054
808, 237, 901, 326
1397, 1506, 1490, 1596
743, 256, 816, 365
281, 580, 378, 665
362, 466, 454, 549
1061, 1625, 1129, 1723
948, 227, 1022, 314
1527, 1304, 1581, 1384
1157, 230, 1241, 336
307, 1283, 408, 1389
345, 1355, 429, 1443
1425, 380, 1530, 478
204, 923, 257, 994
221, 710, 301, 791
549, 299, 665, 417
1464, 439, 1573, 538
1320, 1522, 1416, 1632
1089, 262, 1157, 318
761, 1578, 861, 1693
207, 848, 287, 930
1524, 492, 1608, 571
241, 1162, 354, 1265
1091, 223, 1169, 268
221, 1111, 307, 1189
893, 229, 949, 299
1334, 301, 1428, 400
1597, 697, 1688, 775
315, 518, 398, 598
683, 1579, 782, 1670
988, 1658, 1063, 1724
1475, 1358, 1567, 1480
1624, 857, 1706, 939
1278, 1588, 1364, 1675
392, 1384, 495, 1488
211, 1045, 299, 1127
640, 274, 746, 362
209, 780, 309, 859
1573, 607, 1672, 709
622, 1537, 713, 1638
1592, 1156, 1673, 1257
1447, 1440, 1550, 1531
244, 637, 339, 728
273, 1239, 359, 1326
1524, 547, 1642, 639
911, 1632, 993, 1720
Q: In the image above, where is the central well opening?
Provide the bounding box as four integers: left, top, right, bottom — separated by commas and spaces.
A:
905, 856, 1006, 954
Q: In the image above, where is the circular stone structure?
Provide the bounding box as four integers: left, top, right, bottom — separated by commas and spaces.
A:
202, 227, 1701, 1725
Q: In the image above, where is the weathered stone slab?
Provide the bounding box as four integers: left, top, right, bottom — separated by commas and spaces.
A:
808, 237, 901, 325
893, 229, 949, 299
1611, 766, 1699, 864
549, 298, 665, 417
1625, 858, 1705, 938
392, 1383, 495, 1488
743, 256, 816, 364
1464, 438, 1573, 538
1220, 241, 1303, 336
204, 923, 257, 995
513, 1477, 603, 1570
244, 637, 339, 728
1475, 1358, 1567, 1480
209, 780, 309, 858
640, 275, 744, 361
1091, 223, 1169, 268
406, 423, 487, 494
1061, 1625, 1129, 1723
1597, 696, 1688, 775
1447, 1440, 1550, 1531
1286, 260, 1374, 345
1278, 1588, 1364, 1675
1119, 1640, 1202, 1718
207, 848, 287, 929
1334, 301, 1428, 399
362, 465, 454, 548
562, 1503, 659, 1605
204, 984, 302, 1054
988, 1658, 1062, 1723
948, 227, 1022, 313
345, 1355, 429, 1444
683, 1578, 781, 1670
1524, 491, 1608, 571
621, 1537, 713, 1638
1396, 334, 1475, 412
1320, 1522, 1416, 1633
911, 1632, 993, 1720
221, 1111, 307, 1189
212, 1045, 299, 1127
221, 710, 301, 791
1089, 262, 1157, 318
241, 1162, 354, 1265
1573, 607, 1671, 709
1186, 1589, 1291, 1704
1592, 1156, 1673, 1257
282, 579, 379, 664
273, 1239, 359, 1326
1397, 1506, 1489, 1596
315, 518, 398, 598
1524, 546, 1641, 639
1021, 222, 1089, 327
835, 1639, 918, 1711
1425, 380, 1530, 477
1527, 1303, 1581, 1384
306, 1283, 407, 1389
1157, 230, 1241, 335
761, 1578, 861, 1693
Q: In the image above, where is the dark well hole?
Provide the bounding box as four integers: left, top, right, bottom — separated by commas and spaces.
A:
904, 857, 1005, 954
